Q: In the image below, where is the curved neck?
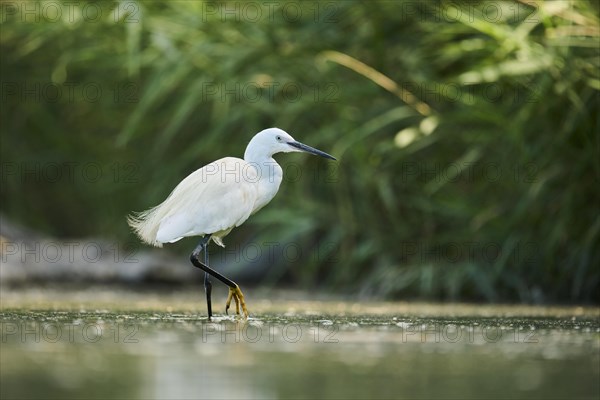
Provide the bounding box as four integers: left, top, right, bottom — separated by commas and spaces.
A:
244, 147, 280, 182
244, 143, 268, 164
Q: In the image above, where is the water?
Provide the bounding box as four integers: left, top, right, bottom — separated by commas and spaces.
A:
1, 289, 598, 399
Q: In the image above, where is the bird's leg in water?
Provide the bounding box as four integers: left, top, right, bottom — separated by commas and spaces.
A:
191, 235, 212, 318
203, 252, 212, 319
190, 237, 248, 319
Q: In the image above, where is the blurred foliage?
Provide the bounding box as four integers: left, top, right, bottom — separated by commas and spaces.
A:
1, 1, 599, 303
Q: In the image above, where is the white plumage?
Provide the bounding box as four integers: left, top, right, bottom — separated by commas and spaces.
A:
128, 128, 335, 248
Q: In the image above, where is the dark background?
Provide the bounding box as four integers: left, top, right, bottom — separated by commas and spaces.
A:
1, 1, 598, 303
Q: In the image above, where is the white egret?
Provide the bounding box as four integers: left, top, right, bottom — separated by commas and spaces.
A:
128, 128, 336, 318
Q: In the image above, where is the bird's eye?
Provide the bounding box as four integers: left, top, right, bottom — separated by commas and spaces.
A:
276, 136, 282, 142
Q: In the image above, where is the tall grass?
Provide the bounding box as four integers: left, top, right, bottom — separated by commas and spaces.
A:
1, 1, 598, 302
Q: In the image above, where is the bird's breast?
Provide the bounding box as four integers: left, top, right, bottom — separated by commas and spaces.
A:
250, 162, 283, 214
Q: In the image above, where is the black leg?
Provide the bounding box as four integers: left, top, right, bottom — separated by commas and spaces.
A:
203, 250, 212, 319
190, 236, 242, 317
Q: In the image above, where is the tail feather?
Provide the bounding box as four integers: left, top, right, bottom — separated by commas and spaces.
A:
127, 204, 168, 248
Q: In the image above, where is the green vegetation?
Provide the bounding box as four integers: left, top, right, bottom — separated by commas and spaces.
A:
1, 1, 598, 302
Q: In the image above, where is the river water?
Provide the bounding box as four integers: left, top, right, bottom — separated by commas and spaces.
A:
1, 288, 598, 399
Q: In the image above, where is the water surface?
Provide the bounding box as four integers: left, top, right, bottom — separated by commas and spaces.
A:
1, 288, 598, 399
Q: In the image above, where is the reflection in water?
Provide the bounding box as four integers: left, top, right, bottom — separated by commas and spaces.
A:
1, 312, 599, 399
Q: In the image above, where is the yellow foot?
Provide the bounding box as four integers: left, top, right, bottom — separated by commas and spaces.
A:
225, 284, 249, 318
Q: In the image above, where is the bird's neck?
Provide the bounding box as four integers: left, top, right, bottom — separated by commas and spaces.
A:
244, 151, 280, 182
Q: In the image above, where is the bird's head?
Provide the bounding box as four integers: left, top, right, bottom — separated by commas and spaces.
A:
246, 128, 336, 161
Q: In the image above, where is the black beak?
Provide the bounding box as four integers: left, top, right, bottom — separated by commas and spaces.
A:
288, 141, 336, 160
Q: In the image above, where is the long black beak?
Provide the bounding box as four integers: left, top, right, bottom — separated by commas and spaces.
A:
288, 141, 336, 160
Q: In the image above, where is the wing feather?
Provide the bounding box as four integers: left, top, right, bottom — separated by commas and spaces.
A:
127, 157, 258, 247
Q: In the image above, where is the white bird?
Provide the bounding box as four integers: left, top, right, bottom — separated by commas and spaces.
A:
128, 128, 335, 318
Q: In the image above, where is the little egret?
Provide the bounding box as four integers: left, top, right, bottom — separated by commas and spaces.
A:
128, 128, 336, 318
